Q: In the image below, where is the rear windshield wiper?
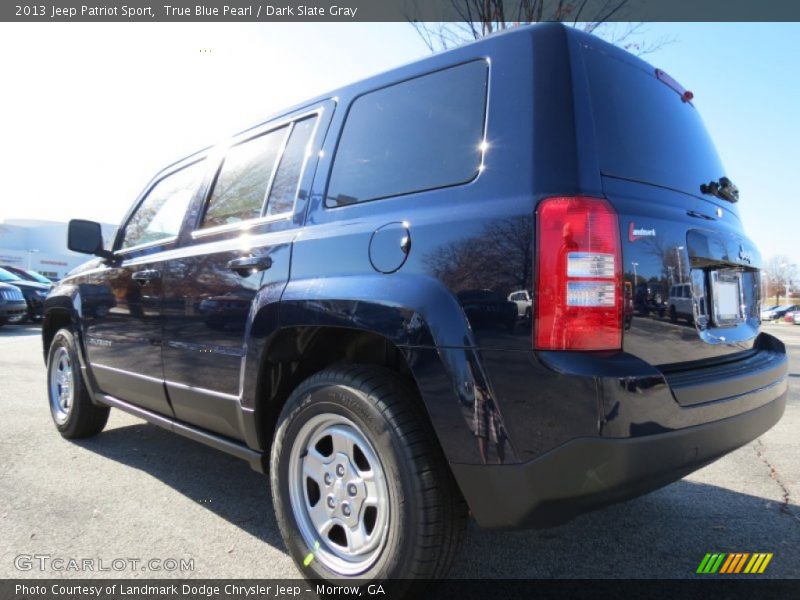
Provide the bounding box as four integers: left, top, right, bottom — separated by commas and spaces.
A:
700, 176, 739, 203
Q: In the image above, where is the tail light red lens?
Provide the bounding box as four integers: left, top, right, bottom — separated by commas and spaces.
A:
534, 196, 622, 351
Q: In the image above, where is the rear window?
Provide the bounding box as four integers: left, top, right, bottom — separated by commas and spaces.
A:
581, 45, 725, 199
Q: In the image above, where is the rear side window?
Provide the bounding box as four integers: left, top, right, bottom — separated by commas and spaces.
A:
201, 127, 288, 229
265, 116, 318, 217
121, 160, 206, 249
327, 60, 488, 207
581, 45, 725, 199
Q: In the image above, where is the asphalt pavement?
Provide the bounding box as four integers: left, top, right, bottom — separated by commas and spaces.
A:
1, 322, 798, 579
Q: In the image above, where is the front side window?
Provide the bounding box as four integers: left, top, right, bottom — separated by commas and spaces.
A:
121, 160, 206, 249
326, 60, 488, 207
201, 127, 288, 229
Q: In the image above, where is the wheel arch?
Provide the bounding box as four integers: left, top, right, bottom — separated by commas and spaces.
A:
242, 274, 518, 466
41, 294, 80, 364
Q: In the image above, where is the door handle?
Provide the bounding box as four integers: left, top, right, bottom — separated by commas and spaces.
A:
131, 269, 160, 284
227, 255, 273, 276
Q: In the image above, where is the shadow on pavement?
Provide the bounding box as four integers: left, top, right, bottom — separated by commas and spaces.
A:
75, 422, 800, 579
73, 422, 284, 550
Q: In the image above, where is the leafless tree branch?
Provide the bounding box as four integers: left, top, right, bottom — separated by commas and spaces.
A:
407, 0, 672, 56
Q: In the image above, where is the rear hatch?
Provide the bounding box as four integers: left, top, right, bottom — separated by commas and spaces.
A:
575, 35, 761, 369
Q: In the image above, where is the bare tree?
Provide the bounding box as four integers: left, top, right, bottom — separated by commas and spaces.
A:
406, 0, 672, 55
763, 255, 797, 304
425, 215, 532, 295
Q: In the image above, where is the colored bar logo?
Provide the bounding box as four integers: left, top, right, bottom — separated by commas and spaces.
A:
696, 552, 773, 574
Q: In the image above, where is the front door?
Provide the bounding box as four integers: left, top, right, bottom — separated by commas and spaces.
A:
82, 158, 209, 416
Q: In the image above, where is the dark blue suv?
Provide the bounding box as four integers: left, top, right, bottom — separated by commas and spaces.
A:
43, 24, 786, 584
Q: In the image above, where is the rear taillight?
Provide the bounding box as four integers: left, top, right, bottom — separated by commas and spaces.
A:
534, 196, 622, 351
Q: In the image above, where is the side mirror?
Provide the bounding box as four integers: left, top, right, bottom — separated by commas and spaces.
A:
67, 219, 113, 260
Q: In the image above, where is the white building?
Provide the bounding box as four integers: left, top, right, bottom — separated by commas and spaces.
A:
0, 219, 117, 280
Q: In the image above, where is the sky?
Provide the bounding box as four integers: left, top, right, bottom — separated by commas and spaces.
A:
1, 21, 798, 264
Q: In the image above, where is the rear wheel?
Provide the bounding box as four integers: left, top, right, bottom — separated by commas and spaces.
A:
669, 305, 678, 323
270, 365, 466, 584
47, 328, 109, 439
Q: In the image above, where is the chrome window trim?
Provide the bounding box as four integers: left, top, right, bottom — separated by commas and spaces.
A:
115, 235, 178, 256
191, 212, 292, 239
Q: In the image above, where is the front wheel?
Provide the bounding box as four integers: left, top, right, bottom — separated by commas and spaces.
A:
270, 365, 466, 584
47, 328, 109, 438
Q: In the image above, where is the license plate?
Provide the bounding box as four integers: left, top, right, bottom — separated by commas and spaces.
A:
710, 270, 743, 326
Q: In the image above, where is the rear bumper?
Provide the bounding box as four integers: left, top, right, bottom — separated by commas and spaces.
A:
454, 364, 786, 530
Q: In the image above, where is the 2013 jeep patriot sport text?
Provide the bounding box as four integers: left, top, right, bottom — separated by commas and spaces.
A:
43, 24, 786, 584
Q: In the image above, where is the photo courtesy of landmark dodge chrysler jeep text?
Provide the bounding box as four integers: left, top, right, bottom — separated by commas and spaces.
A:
43, 24, 787, 584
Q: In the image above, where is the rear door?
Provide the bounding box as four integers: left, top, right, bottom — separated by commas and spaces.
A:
575, 35, 761, 368
160, 104, 330, 439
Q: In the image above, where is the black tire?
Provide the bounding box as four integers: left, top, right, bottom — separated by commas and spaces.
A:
524, 306, 531, 322
47, 328, 109, 439
270, 365, 467, 585
669, 305, 678, 324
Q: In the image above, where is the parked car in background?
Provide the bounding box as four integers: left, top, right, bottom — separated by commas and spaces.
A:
783, 306, 800, 322
772, 304, 800, 321
78, 283, 117, 319
507, 290, 532, 320
0, 282, 27, 326
0, 267, 49, 322
668, 283, 693, 323
1, 265, 55, 286
634, 282, 666, 317
760, 305, 780, 321
793, 311, 800, 325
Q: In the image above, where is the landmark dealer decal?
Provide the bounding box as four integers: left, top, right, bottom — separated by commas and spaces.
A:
628, 222, 657, 242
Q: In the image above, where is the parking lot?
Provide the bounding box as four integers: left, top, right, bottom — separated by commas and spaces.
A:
1, 322, 798, 579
